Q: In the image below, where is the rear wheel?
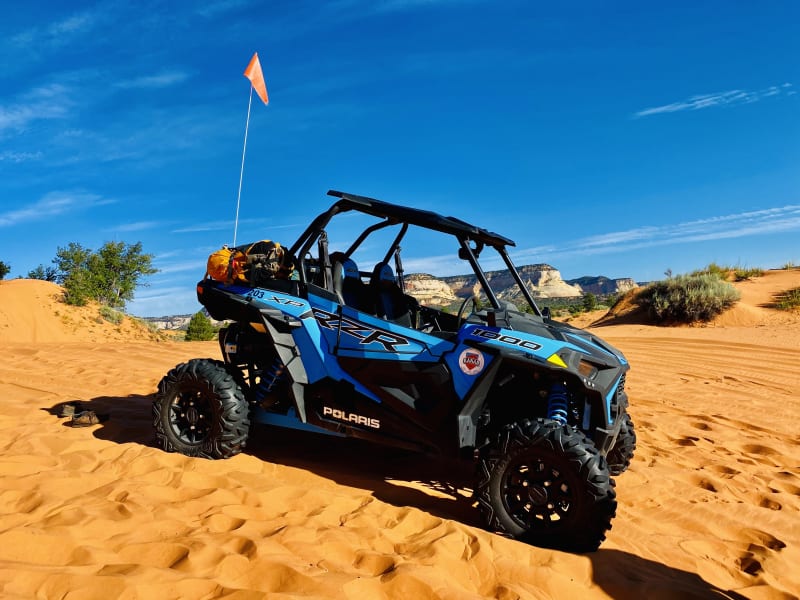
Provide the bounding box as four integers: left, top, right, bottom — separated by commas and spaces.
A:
607, 412, 636, 476
476, 418, 617, 552
153, 359, 250, 459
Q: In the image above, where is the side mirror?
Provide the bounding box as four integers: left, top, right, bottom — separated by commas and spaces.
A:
541, 306, 551, 320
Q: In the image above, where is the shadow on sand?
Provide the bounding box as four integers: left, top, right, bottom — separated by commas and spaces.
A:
45, 394, 747, 600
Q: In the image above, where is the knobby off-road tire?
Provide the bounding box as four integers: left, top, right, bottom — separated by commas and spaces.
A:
607, 412, 637, 476
476, 418, 617, 552
153, 359, 250, 459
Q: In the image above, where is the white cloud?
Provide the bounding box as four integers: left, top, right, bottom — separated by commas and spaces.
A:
372, 0, 478, 12
116, 71, 190, 90
575, 227, 659, 249
108, 220, 164, 233
635, 83, 794, 118
10, 10, 97, 49
0, 88, 72, 132
154, 260, 208, 275
402, 253, 467, 275
0, 191, 113, 227
127, 286, 201, 318
0, 150, 42, 162
171, 218, 302, 234
172, 219, 240, 234
512, 204, 800, 262
196, 0, 251, 17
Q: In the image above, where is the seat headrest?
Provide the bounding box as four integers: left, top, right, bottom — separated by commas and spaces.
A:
372, 262, 395, 285
341, 258, 360, 279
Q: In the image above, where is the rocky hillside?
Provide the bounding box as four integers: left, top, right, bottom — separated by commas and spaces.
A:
405, 264, 636, 307
403, 274, 457, 306
565, 275, 638, 296
142, 309, 226, 331
143, 314, 194, 330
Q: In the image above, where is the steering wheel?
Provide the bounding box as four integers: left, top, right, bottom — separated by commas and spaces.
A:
456, 295, 480, 325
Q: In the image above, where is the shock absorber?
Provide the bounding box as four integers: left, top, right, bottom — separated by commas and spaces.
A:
547, 381, 569, 424
254, 356, 285, 406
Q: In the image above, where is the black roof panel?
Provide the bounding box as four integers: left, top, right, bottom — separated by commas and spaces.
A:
327, 190, 515, 247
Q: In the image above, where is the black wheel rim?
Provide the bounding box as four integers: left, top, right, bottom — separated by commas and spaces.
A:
501, 454, 577, 529
169, 389, 213, 445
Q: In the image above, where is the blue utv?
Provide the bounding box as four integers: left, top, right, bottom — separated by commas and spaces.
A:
153, 190, 636, 552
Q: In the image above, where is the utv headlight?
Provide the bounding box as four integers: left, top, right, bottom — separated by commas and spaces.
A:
578, 360, 599, 380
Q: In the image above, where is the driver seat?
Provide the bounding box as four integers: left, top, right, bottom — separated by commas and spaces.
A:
331, 254, 372, 313
370, 262, 415, 328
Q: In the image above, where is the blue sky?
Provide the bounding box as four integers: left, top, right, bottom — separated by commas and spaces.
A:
1, 1, 798, 317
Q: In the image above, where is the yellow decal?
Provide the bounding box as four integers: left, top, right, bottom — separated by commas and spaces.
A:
547, 353, 568, 368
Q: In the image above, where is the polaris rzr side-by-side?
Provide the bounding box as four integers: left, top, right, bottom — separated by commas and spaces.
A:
153, 190, 636, 552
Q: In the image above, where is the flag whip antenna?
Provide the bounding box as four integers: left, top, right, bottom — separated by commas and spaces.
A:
233, 85, 253, 248
235, 51, 269, 247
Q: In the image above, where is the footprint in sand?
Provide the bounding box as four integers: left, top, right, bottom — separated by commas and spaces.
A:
353, 550, 397, 576
740, 528, 787, 551
682, 529, 786, 582
740, 443, 783, 466
757, 495, 782, 511
706, 464, 741, 477
688, 473, 719, 494
675, 436, 700, 447
203, 513, 246, 533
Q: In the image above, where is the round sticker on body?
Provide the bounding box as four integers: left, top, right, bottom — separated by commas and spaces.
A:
458, 348, 485, 376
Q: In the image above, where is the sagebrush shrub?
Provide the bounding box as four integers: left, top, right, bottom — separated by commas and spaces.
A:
691, 262, 764, 282
99, 305, 124, 325
775, 288, 800, 311
636, 274, 741, 323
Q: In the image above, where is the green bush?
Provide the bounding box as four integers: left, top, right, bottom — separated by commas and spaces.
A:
0, 261, 10, 280
732, 267, 764, 281
691, 262, 764, 282
135, 318, 160, 334
27, 264, 58, 281
582, 292, 597, 311
99, 305, 124, 325
636, 274, 741, 323
775, 288, 800, 311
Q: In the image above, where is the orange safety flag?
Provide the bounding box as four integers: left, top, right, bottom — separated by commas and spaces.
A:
244, 52, 269, 105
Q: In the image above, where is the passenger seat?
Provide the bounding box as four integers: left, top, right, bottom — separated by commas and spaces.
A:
370, 262, 416, 328
331, 253, 372, 313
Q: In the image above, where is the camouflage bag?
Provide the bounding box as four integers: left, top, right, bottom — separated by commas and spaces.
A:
206, 240, 293, 285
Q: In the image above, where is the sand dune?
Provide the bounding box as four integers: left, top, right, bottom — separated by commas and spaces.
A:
0, 272, 798, 598
0, 280, 163, 343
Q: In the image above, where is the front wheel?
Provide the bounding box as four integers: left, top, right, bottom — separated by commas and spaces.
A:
475, 418, 617, 552
153, 359, 250, 459
607, 412, 637, 476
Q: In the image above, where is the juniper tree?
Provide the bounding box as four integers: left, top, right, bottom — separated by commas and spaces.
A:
184, 311, 216, 341
53, 241, 157, 308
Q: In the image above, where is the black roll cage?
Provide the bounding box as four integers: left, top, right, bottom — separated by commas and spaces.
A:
289, 190, 543, 317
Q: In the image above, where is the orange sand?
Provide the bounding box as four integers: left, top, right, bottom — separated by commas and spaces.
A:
1, 273, 799, 598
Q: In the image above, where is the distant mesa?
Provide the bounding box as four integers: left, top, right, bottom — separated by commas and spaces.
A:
405, 264, 637, 308
142, 314, 194, 330
566, 275, 638, 296
142, 310, 224, 331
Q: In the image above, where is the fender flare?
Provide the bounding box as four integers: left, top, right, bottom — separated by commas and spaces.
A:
457, 355, 503, 448
258, 307, 311, 421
